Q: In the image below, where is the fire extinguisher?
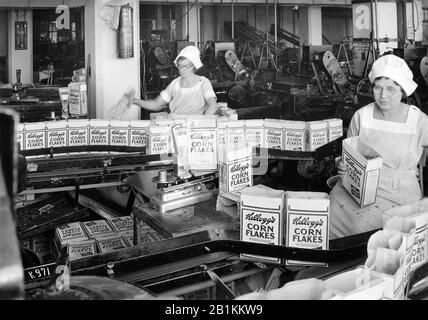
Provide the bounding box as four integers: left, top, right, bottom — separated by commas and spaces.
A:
118, 4, 134, 59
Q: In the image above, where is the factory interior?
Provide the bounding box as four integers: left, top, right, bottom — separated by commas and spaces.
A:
1, 0, 428, 301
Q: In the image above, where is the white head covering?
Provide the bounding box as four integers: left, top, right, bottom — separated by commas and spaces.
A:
368, 54, 417, 96
173, 45, 203, 70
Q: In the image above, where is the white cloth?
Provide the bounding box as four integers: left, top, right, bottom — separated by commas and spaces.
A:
173, 46, 203, 69
160, 76, 216, 115
99, 0, 132, 30
368, 54, 418, 96
329, 103, 428, 239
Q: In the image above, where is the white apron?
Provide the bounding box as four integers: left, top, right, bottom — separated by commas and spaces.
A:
330, 104, 424, 239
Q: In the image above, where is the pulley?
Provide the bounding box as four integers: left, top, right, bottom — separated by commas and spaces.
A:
228, 85, 247, 107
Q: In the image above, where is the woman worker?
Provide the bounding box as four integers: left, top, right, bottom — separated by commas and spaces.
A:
131, 45, 218, 116
330, 54, 428, 239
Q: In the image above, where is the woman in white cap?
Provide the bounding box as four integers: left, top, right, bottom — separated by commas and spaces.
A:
132, 45, 218, 115
329, 54, 428, 239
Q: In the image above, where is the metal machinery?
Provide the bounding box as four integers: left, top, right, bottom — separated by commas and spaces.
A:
0, 109, 371, 300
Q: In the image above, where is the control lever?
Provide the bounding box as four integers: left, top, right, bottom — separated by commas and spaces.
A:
200, 264, 236, 299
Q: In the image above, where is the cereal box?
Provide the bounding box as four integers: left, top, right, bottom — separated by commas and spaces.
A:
89, 119, 109, 146
285, 191, 330, 266
342, 137, 383, 207
109, 120, 129, 146
284, 120, 306, 151
24, 122, 46, 150
108, 216, 133, 236
240, 185, 286, 264
129, 120, 151, 148
225, 120, 245, 152
324, 118, 343, 142
68, 82, 87, 116
82, 219, 117, 239
67, 119, 89, 147
46, 120, 67, 148
188, 116, 217, 170
219, 147, 253, 199
55, 222, 88, 246
67, 240, 97, 260
147, 125, 171, 154
96, 236, 129, 253
305, 121, 328, 151
244, 119, 264, 149
264, 119, 284, 150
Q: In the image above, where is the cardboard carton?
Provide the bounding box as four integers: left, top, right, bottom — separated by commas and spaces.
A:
240, 185, 286, 264
342, 137, 383, 207
219, 147, 253, 200
285, 191, 330, 266
82, 219, 117, 240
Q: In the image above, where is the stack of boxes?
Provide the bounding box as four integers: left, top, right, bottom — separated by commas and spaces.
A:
54, 216, 164, 260
68, 68, 88, 117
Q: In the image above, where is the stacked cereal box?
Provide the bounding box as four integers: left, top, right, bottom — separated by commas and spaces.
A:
54, 222, 97, 260
82, 219, 130, 254
342, 137, 383, 207
285, 191, 330, 267
67, 119, 89, 154
240, 185, 286, 264
129, 120, 151, 148
283, 120, 306, 151
68, 81, 87, 117
187, 116, 217, 170
24, 122, 46, 151
264, 119, 284, 150
109, 120, 130, 147
324, 118, 343, 142
244, 119, 265, 149
89, 119, 110, 148
305, 121, 328, 151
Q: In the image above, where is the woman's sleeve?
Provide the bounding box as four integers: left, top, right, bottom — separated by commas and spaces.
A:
201, 77, 217, 100
347, 110, 361, 138
160, 79, 175, 103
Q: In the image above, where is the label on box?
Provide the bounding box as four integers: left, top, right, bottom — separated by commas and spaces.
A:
130, 129, 146, 147
90, 128, 109, 145
82, 220, 116, 239
329, 127, 343, 142
110, 128, 129, 146
188, 129, 217, 168
245, 128, 264, 148
25, 131, 46, 150
307, 129, 328, 151
227, 128, 244, 149
68, 129, 88, 146
266, 129, 283, 149
47, 128, 66, 148
97, 236, 128, 253
286, 213, 329, 266
108, 216, 133, 234
411, 218, 427, 270
285, 130, 305, 151
148, 135, 169, 154
241, 209, 282, 263
220, 156, 252, 194
68, 241, 96, 260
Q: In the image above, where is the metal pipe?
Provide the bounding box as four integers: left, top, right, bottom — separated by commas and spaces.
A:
232, 0, 234, 40
373, 0, 379, 55
266, 0, 269, 65
274, 0, 277, 65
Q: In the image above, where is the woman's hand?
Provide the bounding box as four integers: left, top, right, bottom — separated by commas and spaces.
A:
336, 156, 346, 177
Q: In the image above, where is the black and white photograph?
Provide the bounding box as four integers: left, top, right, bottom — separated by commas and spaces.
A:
1, 0, 428, 308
